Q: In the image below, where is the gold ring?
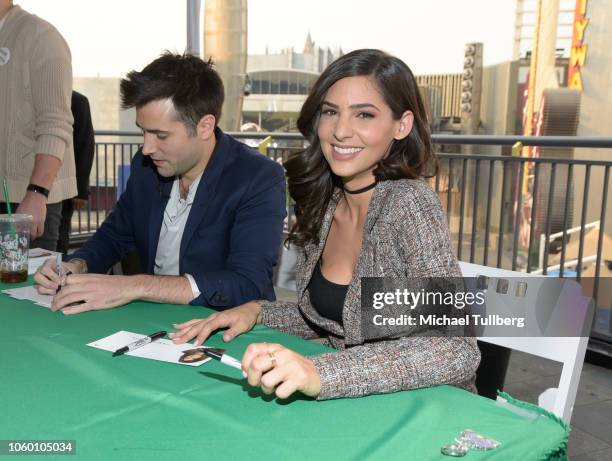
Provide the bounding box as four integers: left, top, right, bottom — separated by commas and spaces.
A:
268, 352, 277, 367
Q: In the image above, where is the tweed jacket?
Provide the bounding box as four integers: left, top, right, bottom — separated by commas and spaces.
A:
260, 179, 481, 400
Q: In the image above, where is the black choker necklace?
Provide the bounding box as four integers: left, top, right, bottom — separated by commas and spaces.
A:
343, 182, 377, 194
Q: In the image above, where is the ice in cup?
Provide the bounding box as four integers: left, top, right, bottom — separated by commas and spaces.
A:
0, 214, 32, 283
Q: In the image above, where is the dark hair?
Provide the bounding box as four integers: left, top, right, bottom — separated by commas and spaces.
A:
285, 49, 437, 247
120, 52, 224, 134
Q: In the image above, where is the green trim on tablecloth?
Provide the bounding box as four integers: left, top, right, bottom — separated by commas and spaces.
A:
497, 391, 570, 461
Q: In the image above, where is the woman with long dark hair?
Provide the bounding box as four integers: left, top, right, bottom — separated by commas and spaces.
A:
171, 49, 480, 400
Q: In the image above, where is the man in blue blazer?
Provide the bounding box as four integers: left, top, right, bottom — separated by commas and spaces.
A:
34, 53, 286, 314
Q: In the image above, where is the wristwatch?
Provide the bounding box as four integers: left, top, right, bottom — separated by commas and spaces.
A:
26, 183, 50, 198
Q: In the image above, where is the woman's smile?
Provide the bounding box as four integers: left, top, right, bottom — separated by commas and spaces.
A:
332, 144, 364, 160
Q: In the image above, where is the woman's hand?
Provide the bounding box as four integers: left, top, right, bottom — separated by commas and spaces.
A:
242, 343, 321, 399
170, 301, 262, 345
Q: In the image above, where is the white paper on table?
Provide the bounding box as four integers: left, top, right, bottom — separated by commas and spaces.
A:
28, 248, 62, 275
29, 248, 58, 258
2, 285, 53, 308
87, 330, 211, 367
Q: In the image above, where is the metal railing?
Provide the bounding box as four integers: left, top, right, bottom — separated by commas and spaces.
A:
73, 131, 612, 348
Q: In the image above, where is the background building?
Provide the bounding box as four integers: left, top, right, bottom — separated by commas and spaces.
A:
242, 34, 342, 132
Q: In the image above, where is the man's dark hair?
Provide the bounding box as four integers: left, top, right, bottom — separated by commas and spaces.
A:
120, 52, 224, 135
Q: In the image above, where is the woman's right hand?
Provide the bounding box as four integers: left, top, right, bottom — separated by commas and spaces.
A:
170, 301, 262, 345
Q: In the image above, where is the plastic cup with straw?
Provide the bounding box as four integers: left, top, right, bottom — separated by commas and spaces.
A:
1, 177, 18, 268
2, 177, 17, 235
1, 178, 32, 282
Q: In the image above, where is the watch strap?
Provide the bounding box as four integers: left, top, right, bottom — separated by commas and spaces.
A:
26, 183, 50, 198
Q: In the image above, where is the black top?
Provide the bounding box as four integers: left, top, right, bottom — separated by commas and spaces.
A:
307, 260, 349, 324
71, 91, 95, 199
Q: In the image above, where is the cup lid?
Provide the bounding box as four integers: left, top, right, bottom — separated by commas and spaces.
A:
0, 213, 33, 222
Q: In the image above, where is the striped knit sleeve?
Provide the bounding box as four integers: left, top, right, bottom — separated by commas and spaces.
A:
310, 335, 480, 399
29, 23, 73, 160
259, 299, 322, 340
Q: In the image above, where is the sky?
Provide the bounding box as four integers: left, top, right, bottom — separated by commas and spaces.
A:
17, 0, 518, 77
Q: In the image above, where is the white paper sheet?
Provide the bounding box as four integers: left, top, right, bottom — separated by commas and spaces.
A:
28, 248, 62, 274
2, 285, 53, 308
87, 331, 212, 367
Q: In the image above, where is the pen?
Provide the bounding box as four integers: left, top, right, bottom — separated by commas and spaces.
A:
112, 331, 167, 357
55, 256, 72, 294
203, 348, 243, 371
55, 254, 63, 294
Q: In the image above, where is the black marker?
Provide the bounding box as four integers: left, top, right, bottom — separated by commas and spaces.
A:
203, 348, 243, 371
55, 271, 72, 294
112, 331, 167, 357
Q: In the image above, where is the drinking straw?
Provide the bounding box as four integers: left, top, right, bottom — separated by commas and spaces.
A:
2, 177, 18, 238
2, 177, 12, 216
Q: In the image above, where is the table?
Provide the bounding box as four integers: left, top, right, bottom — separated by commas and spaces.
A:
0, 280, 569, 460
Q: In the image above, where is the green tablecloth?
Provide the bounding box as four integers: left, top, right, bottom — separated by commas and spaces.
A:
0, 281, 569, 460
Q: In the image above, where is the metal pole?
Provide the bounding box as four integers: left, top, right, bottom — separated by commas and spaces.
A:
186, 0, 202, 56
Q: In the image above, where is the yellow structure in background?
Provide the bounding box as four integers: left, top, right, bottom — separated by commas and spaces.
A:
415, 73, 462, 119
523, 0, 560, 140
518, 0, 562, 250
203, 0, 248, 132
523, 0, 541, 138
257, 136, 272, 155
568, 0, 589, 90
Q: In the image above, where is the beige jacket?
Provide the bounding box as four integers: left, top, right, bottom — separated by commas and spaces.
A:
0, 5, 76, 203
260, 179, 481, 400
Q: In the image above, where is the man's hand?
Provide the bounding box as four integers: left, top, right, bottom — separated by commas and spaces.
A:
242, 343, 321, 399
34, 258, 86, 294
50, 274, 140, 314
170, 301, 262, 345
19, 153, 62, 238
16, 191, 47, 238
72, 198, 87, 210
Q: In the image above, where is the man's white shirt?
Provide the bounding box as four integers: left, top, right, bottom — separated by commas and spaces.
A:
154, 174, 203, 300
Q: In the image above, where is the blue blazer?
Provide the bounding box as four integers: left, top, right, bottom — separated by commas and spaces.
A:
68, 129, 286, 309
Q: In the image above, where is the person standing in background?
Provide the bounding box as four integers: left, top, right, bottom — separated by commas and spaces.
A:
57, 91, 95, 255
0, 0, 77, 250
